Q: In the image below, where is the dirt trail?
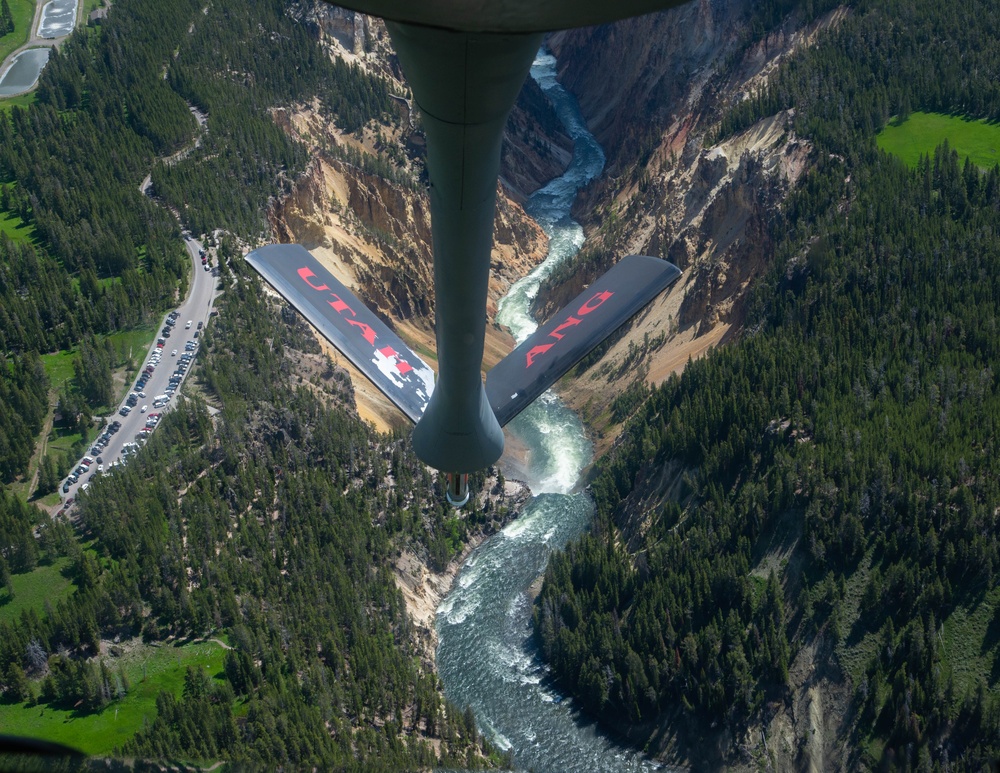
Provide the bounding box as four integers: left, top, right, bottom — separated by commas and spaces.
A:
806, 686, 825, 772
25, 401, 55, 500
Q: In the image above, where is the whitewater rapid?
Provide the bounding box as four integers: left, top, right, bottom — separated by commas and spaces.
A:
435, 50, 666, 772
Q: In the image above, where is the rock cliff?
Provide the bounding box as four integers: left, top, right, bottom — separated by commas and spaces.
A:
541, 5, 844, 457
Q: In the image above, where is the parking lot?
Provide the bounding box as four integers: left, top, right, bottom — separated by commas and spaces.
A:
61, 236, 220, 500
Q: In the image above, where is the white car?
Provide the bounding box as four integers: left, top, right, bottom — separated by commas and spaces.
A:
141, 405, 148, 413
171, 349, 177, 356
185, 320, 192, 329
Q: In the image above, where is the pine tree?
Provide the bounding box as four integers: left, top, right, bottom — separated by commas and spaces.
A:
0, 0, 13, 37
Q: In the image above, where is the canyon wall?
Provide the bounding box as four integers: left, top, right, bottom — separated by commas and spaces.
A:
542, 4, 844, 456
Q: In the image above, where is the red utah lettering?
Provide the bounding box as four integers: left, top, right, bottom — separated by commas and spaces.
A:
298, 266, 330, 292
328, 294, 355, 316
347, 319, 377, 346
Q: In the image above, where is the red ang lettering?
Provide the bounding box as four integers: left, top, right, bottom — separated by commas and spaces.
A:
525, 290, 615, 368
298, 266, 330, 292
548, 316, 581, 340
378, 346, 414, 375
578, 290, 613, 315
525, 343, 554, 368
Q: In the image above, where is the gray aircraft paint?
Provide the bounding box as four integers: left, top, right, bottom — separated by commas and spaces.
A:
486, 255, 681, 427
312, 1, 691, 474
327, 0, 691, 33
246, 244, 435, 423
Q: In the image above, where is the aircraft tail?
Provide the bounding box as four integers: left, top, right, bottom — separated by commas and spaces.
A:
245, 244, 435, 423
485, 255, 681, 427
246, 246, 680, 432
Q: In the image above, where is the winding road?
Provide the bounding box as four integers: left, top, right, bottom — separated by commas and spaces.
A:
59, 98, 217, 506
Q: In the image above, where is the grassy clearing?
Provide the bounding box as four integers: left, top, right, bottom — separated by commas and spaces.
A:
0, 640, 229, 755
0, 206, 36, 242
0, 557, 76, 625
877, 111, 1000, 169
108, 325, 158, 367
835, 552, 875, 683
40, 349, 77, 391
30, 324, 156, 500
940, 585, 1000, 698
838, 583, 1000, 715
0, 0, 36, 66
40, 324, 156, 395
0, 90, 35, 111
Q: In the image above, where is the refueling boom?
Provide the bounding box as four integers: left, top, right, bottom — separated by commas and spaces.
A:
247, 0, 691, 505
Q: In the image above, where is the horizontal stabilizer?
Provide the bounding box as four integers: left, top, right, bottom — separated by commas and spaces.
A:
245, 244, 434, 423
486, 255, 681, 427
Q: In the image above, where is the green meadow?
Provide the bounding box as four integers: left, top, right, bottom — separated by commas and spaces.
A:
0, 640, 229, 756
877, 111, 1000, 169
0, 206, 35, 243
0, 0, 37, 66
0, 558, 76, 625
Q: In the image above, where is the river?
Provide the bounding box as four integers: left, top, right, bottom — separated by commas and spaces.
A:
435, 50, 667, 772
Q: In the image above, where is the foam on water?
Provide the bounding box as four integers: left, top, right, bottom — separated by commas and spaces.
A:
38, 0, 77, 38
